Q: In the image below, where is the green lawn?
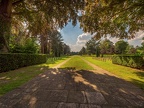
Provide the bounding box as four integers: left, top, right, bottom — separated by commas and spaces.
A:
46, 56, 69, 68
83, 56, 144, 89
0, 56, 69, 96
60, 55, 94, 70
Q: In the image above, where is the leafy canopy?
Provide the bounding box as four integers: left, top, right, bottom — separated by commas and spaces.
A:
79, 0, 144, 39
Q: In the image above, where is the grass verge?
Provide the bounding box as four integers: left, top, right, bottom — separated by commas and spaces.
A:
83, 56, 144, 89
60, 55, 94, 70
0, 56, 69, 96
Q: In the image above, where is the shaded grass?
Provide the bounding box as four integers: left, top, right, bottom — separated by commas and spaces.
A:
83, 56, 144, 89
60, 56, 94, 70
0, 56, 69, 96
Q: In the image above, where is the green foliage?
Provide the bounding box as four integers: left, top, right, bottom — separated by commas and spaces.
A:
49, 30, 70, 57
0, 53, 47, 72
79, 0, 144, 39
79, 47, 86, 55
126, 45, 136, 54
0, 0, 84, 52
10, 38, 39, 53
85, 38, 100, 55
112, 55, 144, 68
115, 40, 128, 54
96, 46, 100, 57
99, 39, 114, 54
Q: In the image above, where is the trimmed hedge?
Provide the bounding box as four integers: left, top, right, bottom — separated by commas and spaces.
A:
0, 53, 47, 72
112, 55, 144, 69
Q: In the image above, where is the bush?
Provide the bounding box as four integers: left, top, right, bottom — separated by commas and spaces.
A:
9, 38, 39, 54
112, 55, 144, 69
0, 53, 47, 72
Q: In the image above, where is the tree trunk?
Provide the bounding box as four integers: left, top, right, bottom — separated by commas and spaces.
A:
40, 35, 48, 54
43, 40, 48, 54
0, 0, 12, 53
40, 35, 44, 53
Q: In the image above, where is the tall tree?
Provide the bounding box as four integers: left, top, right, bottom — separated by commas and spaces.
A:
79, 0, 144, 40
0, 0, 85, 52
79, 47, 86, 55
63, 43, 70, 55
126, 45, 136, 54
99, 39, 114, 54
85, 37, 100, 55
50, 30, 63, 57
115, 40, 129, 54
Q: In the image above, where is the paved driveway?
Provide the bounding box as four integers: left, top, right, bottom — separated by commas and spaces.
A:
0, 68, 144, 108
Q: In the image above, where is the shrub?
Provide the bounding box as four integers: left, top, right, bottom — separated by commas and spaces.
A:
0, 53, 47, 72
10, 38, 39, 54
112, 55, 144, 69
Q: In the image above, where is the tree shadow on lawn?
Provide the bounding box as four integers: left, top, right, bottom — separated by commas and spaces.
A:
131, 71, 144, 89
0, 68, 144, 107
133, 71, 144, 79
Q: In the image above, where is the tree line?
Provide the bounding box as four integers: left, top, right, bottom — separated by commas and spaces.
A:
79, 37, 144, 56
9, 29, 70, 56
0, 0, 144, 55
0, 0, 75, 56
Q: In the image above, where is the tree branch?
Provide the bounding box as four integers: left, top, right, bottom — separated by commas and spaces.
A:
12, 0, 23, 6
12, 10, 39, 16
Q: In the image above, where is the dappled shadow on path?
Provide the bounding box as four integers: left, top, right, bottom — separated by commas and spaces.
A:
0, 68, 144, 108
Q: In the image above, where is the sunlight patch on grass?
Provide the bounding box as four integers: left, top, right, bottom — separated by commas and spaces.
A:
0, 65, 46, 96
60, 56, 94, 70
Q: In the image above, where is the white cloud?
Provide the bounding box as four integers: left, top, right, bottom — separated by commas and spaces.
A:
69, 33, 93, 52
68, 31, 144, 52
128, 30, 144, 46
107, 37, 119, 44
77, 33, 92, 45
57, 28, 61, 32
68, 44, 83, 52
105, 30, 144, 46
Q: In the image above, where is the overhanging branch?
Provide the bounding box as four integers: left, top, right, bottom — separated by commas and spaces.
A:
12, 10, 39, 16
12, 0, 23, 6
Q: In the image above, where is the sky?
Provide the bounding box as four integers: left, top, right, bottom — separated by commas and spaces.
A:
60, 22, 144, 52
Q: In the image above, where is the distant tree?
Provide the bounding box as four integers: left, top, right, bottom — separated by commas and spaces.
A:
126, 45, 136, 54
79, 47, 86, 55
115, 40, 129, 54
85, 38, 100, 55
50, 30, 64, 57
140, 37, 144, 54
141, 37, 144, 48
63, 43, 70, 55
95, 45, 100, 57
99, 39, 114, 55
